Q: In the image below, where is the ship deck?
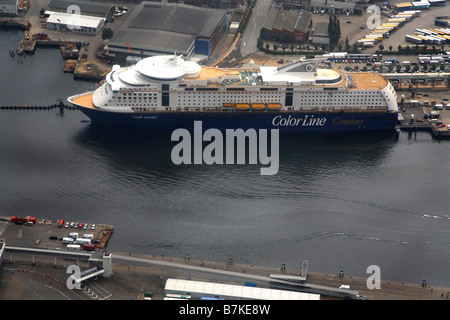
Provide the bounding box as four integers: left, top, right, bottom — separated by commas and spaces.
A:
350, 72, 388, 90
187, 66, 388, 90
71, 92, 96, 109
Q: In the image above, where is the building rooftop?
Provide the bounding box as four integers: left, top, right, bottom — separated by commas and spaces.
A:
108, 29, 196, 56
125, 3, 226, 39
47, 12, 105, 28
48, 0, 114, 17
263, 8, 311, 33
313, 22, 329, 37
295, 9, 312, 33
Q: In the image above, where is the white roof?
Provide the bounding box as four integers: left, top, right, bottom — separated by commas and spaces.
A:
165, 278, 320, 300
47, 12, 104, 29
135, 55, 201, 81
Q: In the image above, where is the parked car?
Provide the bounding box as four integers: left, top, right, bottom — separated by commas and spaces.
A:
49, 235, 58, 240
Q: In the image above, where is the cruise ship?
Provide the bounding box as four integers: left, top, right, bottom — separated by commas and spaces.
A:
67, 54, 399, 132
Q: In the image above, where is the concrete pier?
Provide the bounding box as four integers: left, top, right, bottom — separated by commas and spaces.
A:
1, 216, 449, 300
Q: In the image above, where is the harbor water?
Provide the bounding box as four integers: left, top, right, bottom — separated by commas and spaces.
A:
1, 29, 450, 288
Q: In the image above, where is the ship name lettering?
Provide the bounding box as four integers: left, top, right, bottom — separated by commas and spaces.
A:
332, 117, 365, 126
272, 115, 326, 127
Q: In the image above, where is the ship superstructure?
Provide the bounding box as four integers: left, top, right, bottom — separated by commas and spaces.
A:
68, 54, 398, 132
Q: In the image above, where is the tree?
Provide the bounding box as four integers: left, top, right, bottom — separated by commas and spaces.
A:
265, 43, 270, 51
389, 45, 393, 52
102, 27, 114, 40
378, 44, 384, 51
328, 15, 341, 48
345, 36, 350, 52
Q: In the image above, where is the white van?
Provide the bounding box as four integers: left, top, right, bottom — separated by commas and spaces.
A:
82, 234, 94, 239
75, 238, 91, 244
63, 237, 74, 244
68, 232, 78, 239
67, 244, 81, 251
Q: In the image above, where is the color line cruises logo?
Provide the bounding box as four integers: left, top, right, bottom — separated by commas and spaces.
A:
171, 121, 279, 175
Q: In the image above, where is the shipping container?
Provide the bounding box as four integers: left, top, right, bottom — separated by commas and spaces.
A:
83, 243, 96, 251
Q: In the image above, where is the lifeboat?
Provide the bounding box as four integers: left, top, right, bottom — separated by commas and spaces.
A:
267, 103, 282, 109
251, 103, 265, 109
236, 103, 250, 109
223, 103, 235, 108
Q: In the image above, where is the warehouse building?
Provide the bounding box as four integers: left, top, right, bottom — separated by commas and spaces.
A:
311, 22, 329, 45
107, 3, 227, 65
0, 0, 20, 15
262, 7, 312, 43
46, 11, 105, 35
47, 0, 115, 21
309, 0, 363, 15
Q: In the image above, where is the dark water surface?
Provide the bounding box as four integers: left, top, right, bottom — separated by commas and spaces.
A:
1, 29, 450, 288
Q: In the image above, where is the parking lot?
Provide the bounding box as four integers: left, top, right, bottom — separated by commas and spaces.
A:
0, 217, 111, 252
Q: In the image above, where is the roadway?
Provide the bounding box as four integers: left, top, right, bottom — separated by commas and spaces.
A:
239, 0, 273, 58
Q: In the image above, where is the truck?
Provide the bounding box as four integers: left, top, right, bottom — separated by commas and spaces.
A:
11, 216, 36, 224
83, 243, 96, 251
386, 58, 399, 64
58, 219, 65, 227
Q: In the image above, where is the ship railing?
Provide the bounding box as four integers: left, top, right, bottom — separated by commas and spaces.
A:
69, 91, 94, 101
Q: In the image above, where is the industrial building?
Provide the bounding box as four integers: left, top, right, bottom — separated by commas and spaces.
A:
0, 0, 20, 15
164, 278, 321, 300
47, 0, 116, 21
46, 12, 105, 35
106, 3, 227, 65
311, 21, 329, 45
279, 0, 312, 10
262, 7, 312, 43
309, 0, 364, 15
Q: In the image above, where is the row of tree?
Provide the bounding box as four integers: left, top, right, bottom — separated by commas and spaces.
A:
328, 15, 341, 49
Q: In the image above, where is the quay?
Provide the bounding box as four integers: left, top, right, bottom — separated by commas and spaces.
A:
0, 215, 449, 300
396, 89, 450, 139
